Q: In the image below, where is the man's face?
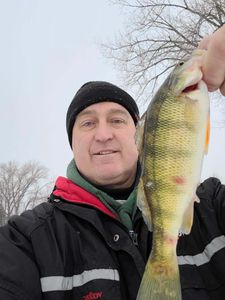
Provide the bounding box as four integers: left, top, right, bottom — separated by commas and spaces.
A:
72, 102, 139, 188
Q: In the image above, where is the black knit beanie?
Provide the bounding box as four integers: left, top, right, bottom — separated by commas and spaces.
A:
66, 81, 139, 147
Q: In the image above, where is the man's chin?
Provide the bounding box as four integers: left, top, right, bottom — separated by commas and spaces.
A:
91, 169, 122, 186
92, 170, 135, 189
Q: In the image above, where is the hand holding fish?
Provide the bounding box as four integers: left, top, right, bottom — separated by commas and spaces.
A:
198, 24, 225, 96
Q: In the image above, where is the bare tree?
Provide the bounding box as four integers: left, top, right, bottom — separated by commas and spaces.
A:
0, 161, 52, 224
104, 0, 225, 102
0, 203, 5, 226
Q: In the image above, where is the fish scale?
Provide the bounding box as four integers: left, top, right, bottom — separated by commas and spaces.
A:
136, 53, 210, 300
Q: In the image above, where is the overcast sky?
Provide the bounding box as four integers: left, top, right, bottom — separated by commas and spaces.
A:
1, 0, 225, 183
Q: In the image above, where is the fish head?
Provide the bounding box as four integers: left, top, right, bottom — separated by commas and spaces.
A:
166, 52, 208, 101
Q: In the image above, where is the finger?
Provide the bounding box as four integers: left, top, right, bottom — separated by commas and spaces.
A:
220, 80, 225, 96
201, 25, 225, 92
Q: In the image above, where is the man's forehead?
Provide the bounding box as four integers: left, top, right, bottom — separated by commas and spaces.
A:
77, 102, 130, 118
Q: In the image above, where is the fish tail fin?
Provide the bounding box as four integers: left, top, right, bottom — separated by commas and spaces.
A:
137, 255, 182, 300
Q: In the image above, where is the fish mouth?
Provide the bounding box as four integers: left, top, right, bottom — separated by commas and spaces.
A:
180, 64, 208, 95
182, 83, 199, 93
181, 79, 207, 95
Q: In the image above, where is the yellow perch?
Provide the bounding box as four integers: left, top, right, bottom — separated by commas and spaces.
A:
136, 52, 210, 300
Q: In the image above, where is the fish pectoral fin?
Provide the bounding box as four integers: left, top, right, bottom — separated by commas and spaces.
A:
135, 112, 146, 163
137, 178, 152, 231
204, 114, 210, 154
179, 195, 198, 235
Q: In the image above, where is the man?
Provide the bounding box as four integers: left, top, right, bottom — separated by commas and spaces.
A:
1, 26, 225, 300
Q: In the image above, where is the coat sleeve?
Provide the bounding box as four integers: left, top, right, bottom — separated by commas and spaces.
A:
212, 179, 225, 233
197, 177, 225, 234
0, 218, 42, 300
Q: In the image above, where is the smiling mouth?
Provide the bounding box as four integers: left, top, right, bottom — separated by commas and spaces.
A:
95, 150, 117, 155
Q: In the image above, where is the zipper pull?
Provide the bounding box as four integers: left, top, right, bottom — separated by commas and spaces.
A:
129, 230, 138, 246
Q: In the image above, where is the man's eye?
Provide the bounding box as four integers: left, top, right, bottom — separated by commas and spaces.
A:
81, 121, 95, 127
111, 119, 125, 124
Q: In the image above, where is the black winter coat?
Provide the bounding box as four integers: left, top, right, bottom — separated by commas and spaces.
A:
0, 177, 225, 299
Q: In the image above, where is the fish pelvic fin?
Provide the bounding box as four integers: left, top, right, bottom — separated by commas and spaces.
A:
135, 112, 147, 163
137, 178, 152, 231
137, 254, 181, 300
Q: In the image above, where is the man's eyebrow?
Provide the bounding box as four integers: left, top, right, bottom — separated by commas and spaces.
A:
77, 107, 129, 118
77, 109, 96, 118
107, 108, 129, 116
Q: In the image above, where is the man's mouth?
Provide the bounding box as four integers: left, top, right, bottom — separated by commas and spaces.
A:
95, 150, 117, 155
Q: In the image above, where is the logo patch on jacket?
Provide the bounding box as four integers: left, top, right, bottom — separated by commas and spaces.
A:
83, 291, 102, 300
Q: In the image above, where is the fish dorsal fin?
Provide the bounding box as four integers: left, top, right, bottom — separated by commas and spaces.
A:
204, 115, 210, 154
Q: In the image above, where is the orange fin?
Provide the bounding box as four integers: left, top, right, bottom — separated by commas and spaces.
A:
204, 115, 210, 154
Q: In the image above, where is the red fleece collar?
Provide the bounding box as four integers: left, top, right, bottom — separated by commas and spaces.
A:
53, 176, 118, 220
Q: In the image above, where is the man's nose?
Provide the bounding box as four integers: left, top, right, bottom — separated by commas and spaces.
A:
94, 123, 113, 142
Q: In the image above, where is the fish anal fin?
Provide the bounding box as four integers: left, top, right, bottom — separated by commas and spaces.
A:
179, 195, 199, 235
